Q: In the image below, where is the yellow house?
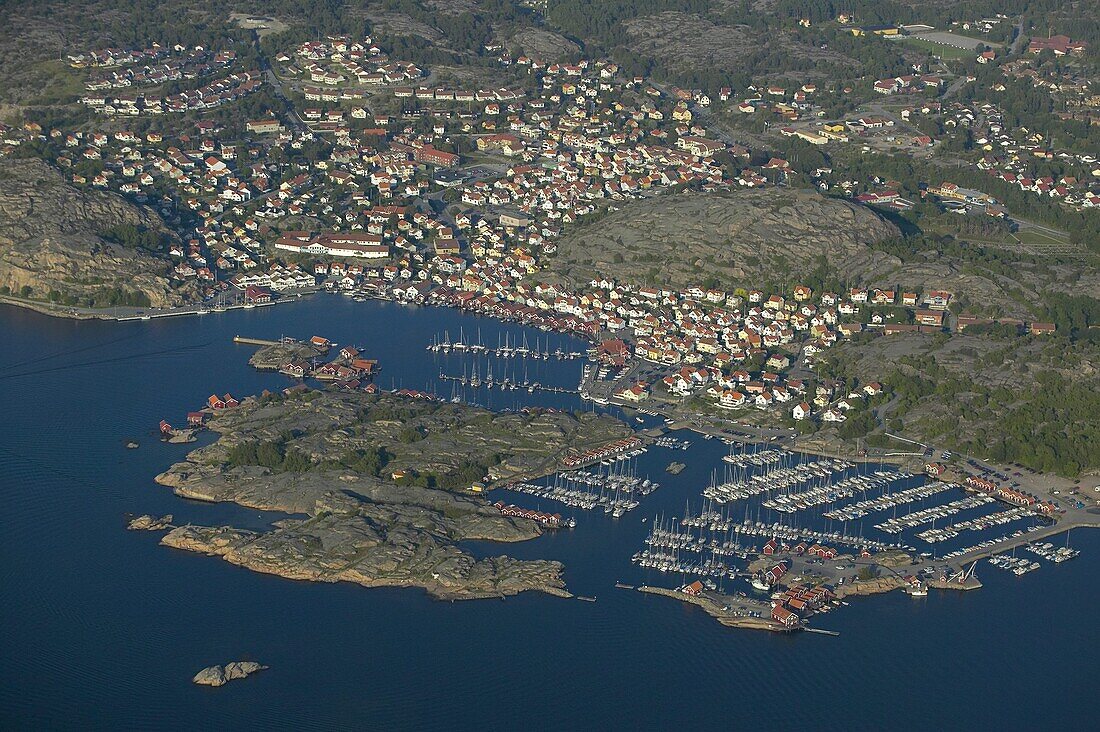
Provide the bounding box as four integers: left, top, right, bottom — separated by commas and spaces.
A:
672, 104, 692, 122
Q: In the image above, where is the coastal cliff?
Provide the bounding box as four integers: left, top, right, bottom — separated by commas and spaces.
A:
0, 158, 198, 314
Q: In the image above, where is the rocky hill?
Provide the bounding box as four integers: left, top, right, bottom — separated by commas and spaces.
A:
0, 158, 196, 311
623, 12, 859, 80
552, 188, 900, 291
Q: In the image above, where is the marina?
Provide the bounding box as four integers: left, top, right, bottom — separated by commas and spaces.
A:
702, 456, 854, 503
2, 295, 1098, 730
426, 330, 588, 360
822, 481, 952, 521
917, 506, 1036, 543
499, 459, 658, 516
761, 472, 890, 514
874, 494, 996, 534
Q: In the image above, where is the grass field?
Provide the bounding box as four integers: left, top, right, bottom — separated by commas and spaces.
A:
894, 37, 977, 61
923, 218, 1087, 258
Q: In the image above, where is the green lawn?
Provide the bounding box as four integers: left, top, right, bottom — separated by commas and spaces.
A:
1014, 228, 1070, 247
895, 37, 976, 61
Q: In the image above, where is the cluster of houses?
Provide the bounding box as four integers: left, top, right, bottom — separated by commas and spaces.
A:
482, 277, 938, 419
284, 36, 423, 86
82, 69, 262, 116
964, 475, 1057, 516
22, 46, 795, 317
68, 44, 170, 68
279, 343, 378, 387
9, 44, 983, 426
493, 501, 563, 528
771, 584, 836, 628
909, 100, 1100, 210
84, 48, 237, 91
872, 73, 946, 96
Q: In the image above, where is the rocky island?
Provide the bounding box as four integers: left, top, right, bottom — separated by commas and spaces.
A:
153, 387, 633, 599
246, 340, 328, 371
193, 661, 267, 687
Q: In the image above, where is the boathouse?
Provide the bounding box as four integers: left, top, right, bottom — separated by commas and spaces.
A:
681, 580, 704, 596
243, 285, 272, 303
772, 605, 799, 628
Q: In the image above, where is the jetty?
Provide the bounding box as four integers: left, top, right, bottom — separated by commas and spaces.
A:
637, 585, 790, 632
232, 335, 284, 346
804, 627, 840, 637
942, 512, 1100, 570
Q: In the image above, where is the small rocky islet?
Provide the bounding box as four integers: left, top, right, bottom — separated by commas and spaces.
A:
192, 661, 267, 687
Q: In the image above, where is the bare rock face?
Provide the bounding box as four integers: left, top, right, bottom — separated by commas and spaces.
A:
151, 391, 620, 600
624, 11, 858, 74
160, 494, 571, 601
192, 661, 267, 686
506, 27, 580, 60
127, 514, 173, 531
554, 188, 900, 291
248, 342, 324, 371
0, 158, 198, 309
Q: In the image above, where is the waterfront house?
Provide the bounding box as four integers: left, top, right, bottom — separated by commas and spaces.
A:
681, 580, 704, 596
772, 604, 799, 628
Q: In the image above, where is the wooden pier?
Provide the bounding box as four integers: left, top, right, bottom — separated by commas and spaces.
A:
804, 627, 840, 637
232, 335, 286, 347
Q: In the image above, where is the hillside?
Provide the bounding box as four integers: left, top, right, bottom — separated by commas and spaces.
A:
551, 188, 900, 292
820, 331, 1100, 477
551, 187, 1098, 317
0, 158, 197, 310
623, 11, 858, 81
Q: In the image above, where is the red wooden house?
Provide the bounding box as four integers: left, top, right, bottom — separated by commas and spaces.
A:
681, 580, 705, 596
771, 604, 799, 628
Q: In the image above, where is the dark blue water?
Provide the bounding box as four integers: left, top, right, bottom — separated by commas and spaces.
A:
1, 296, 1096, 730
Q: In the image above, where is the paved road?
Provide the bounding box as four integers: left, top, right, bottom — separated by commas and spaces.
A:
1009, 20, 1027, 55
